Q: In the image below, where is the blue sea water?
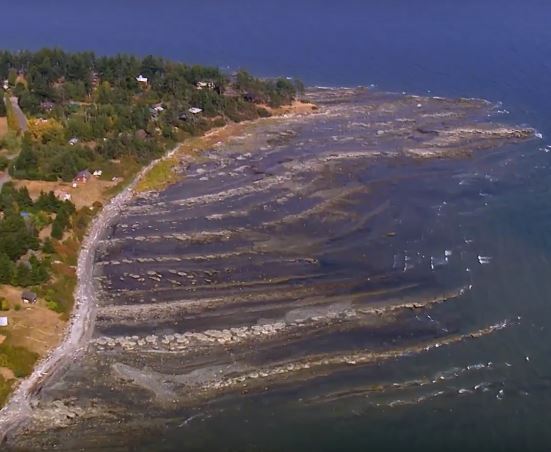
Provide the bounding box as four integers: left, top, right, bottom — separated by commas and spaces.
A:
4, 1, 551, 451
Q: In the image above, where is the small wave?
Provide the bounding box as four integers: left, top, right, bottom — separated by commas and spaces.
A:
474, 382, 492, 392
430, 255, 449, 270
458, 388, 474, 395
178, 413, 205, 427
467, 363, 486, 371
478, 255, 492, 264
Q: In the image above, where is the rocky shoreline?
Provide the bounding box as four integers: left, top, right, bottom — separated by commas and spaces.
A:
0, 103, 317, 445
5, 88, 538, 449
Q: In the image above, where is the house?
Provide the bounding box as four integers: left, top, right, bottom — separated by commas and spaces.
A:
178, 113, 189, 122
40, 100, 55, 112
196, 80, 215, 90
93, 169, 103, 177
21, 291, 37, 304
136, 74, 148, 84
243, 92, 261, 103
223, 86, 240, 98
188, 107, 203, 115
68, 137, 79, 146
91, 71, 100, 88
2, 80, 8, 91
0, 317, 7, 327
152, 102, 165, 113
54, 190, 71, 201
73, 169, 92, 185
135, 129, 148, 140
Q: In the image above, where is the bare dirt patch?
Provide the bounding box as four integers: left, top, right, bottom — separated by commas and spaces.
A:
0, 117, 8, 139
38, 224, 52, 241
264, 100, 317, 116
0, 367, 15, 380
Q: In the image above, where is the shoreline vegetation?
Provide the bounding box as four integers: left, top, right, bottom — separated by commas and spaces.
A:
0, 48, 312, 423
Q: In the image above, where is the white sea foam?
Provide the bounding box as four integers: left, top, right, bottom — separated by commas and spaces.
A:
478, 255, 492, 264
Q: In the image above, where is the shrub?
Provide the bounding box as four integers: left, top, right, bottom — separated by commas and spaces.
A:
257, 107, 272, 118
46, 299, 61, 312
0, 156, 9, 171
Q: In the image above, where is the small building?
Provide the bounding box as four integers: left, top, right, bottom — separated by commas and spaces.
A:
188, 107, 203, 115
196, 80, 215, 90
135, 129, 148, 140
68, 137, 79, 146
54, 190, 72, 201
21, 291, 37, 304
0, 317, 7, 327
91, 71, 100, 88
93, 169, 103, 177
73, 169, 92, 185
40, 100, 55, 112
152, 102, 165, 113
2, 80, 8, 91
243, 92, 261, 103
223, 86, 240, 98
136, 74, 148, 84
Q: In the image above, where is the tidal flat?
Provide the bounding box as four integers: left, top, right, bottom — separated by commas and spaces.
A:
8, 88, 536, 450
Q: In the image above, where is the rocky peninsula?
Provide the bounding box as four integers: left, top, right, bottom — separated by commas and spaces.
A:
3, 87, 537, 450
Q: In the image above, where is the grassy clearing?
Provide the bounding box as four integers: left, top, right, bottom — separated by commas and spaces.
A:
0, 375, 14, 406
0, 341, 39, 378
103, 157, 142, 197
135, 156, 180, 193
0, 129, 20, 158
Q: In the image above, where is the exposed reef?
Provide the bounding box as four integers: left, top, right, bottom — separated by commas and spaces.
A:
8, 87, 535, 449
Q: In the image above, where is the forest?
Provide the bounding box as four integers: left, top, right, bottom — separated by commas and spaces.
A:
0, 49, 303, 181
0, 48, 304, 312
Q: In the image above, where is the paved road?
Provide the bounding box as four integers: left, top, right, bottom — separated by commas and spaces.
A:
8, 96, 28, 133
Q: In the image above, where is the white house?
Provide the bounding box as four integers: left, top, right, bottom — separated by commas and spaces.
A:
188, 107, 203, 114
136, 75, 148, 84
0, 317, 8, 327
196, 81, 215, 90
93, 169, 103, 177
54, 190, 72, 201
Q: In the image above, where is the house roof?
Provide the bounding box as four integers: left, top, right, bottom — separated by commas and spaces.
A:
75, 169, 91, 178
21, 290, 37, 300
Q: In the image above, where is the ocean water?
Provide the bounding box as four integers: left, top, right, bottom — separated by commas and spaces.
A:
4, 1, 551, 451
